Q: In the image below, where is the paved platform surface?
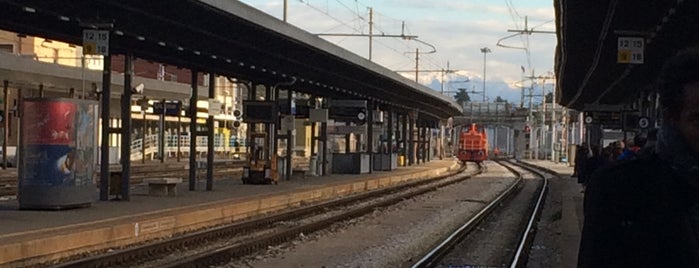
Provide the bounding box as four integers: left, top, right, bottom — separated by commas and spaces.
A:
522, 159, 582, 267
0, 159, 460, 267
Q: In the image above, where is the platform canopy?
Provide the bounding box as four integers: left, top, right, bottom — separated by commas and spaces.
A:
0, 0, 462, 120
555, 0, 699, 110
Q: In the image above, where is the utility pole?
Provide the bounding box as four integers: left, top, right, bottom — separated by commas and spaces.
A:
523, 74, 554, 160
480, 47, 491, 102
283, 0, 288, 22
316, 8, 417, 61
520, 66, 526, 108
401, 39, 436, 82
395, 63, 458, 93
502, 16, 555, 159
414, 48, 419, 82
541, 80, 546, 160
369, 8, 373, 60
441, 61, 449, 93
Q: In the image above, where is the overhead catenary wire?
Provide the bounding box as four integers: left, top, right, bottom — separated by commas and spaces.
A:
296, 0, 451, 74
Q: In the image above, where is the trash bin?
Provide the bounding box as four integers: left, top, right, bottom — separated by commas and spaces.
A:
309, 156, 317, 176
398, 154, 406, 167
109, 171, 121, 196
277, 156, 286, 180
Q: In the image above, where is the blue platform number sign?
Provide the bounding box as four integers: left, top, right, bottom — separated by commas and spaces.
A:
618, 37, 644, 64
83, 30, 109, 56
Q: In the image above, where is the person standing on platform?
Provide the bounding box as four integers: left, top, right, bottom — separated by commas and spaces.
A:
573, 143, 588, 178
579, 47, 699, 267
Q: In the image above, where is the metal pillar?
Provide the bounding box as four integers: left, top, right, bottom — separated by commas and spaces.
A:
506, 127, 511, 156
494, 125, 499, 151
188, 70, 198, 191
345, 122, 351, 153
120, 53, 133, 201
367, 101, 373, 173
159, 99, 165, 163
247, 82, 255, 170
402, 113, 408, 166
425, 125, 429, 162
99, 53, 111, 201
266, 85, 272, 162
427, 124, 431, 162
141, 101, 146, 164
439, 121, 445, 160
416, 125, 421, 165
206, 73, 215, 191
321, 98, 329, 175
286, 90, 293, 180
2, 80, 8, 170
386, 107, 393, 169
408, 113, 415, 166
284, 89, 296, 180
310, 97, 317, 157
177, 110, 181, 162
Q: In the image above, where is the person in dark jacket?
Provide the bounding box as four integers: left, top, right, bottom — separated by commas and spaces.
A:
573, 143, 588, 179
579, 46, 699, 267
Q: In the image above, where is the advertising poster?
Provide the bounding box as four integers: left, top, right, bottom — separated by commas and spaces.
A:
22, 101, 76, 145
19, 98, 98, 209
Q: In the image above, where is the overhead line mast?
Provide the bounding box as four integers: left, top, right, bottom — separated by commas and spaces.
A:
316, 8, 418, 61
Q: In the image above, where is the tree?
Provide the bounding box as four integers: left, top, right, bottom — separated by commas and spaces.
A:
545, 92, 554, 103
454, 88, 471, 105
495, 96, 507, 103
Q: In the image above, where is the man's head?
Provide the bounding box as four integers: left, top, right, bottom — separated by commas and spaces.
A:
658, 46, 699, 158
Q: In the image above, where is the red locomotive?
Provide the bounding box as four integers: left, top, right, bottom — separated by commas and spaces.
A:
456, 123, 489, 164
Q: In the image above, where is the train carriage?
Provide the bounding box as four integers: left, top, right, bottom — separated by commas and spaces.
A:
456, 123, 489, 164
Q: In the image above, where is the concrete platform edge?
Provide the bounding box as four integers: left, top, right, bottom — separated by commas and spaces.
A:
0, 162, 461, 267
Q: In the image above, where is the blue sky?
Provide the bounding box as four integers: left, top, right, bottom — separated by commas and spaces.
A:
238, 0, 557, 106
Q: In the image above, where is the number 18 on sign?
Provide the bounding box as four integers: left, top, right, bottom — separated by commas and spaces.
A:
82, 30, 109, 56
618, 37, 644, 64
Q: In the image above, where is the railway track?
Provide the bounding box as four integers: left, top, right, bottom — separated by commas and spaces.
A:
408, 159, 550, 268
50, 162, 476, 268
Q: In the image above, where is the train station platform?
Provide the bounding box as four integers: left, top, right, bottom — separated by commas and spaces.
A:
0, 159, 461, 267
521, 159, 583, 267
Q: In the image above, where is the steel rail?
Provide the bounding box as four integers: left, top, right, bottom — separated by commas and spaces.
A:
508, 160, 552, 267
409, 159, 524, 268
163, 164, 479, 268
51, 164, 472, 268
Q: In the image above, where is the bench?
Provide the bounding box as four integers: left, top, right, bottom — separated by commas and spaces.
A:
145, 178, 182, 196
291, 157, 311, 179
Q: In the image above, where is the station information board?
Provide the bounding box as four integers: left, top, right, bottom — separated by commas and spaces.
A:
618, 37, 644, 64
152, 101, 182, 116
584, 111, 623, 129
82, 30, 109, 56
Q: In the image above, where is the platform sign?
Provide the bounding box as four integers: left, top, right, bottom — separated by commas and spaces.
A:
584, 111, 623, 129
82, 30, 109, 56
618, 37, 644, 64
638, 116, 651, 129
281, 115, 295, 131
208, 99, 222, 116
152, 101, 182, 116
